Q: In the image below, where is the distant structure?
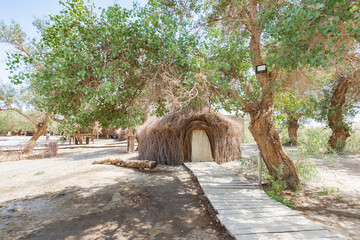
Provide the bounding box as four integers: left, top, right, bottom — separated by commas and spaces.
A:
223, 114, 245, 143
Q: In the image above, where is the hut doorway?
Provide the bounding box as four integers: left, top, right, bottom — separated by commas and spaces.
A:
191, 129, 213, 162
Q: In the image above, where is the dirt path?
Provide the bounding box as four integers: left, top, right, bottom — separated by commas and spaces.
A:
0, 146, 232, 240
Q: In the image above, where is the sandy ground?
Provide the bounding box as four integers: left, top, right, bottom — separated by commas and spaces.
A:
222, 144, 360, 240
1, 137, 360, 240
0, 137, 231, 240
287, 155, 360, 240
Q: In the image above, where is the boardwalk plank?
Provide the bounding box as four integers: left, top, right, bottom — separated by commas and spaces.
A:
205, 195, 271, 201
202, 184, 256, 188
209, 198, 280, 203
234, 230, 341, 240
211, 203, 284, 210
216, 210, 299, 218
200, 182, 256, 186
217, 207, 297, 215
197, 176, 249, 181
219, 216, 324, 235
210, 200, 283, 208
184, 162, 343, 240
203, 189, 268, 196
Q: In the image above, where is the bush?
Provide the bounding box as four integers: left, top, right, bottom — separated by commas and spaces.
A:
298, 127, 331, 157
266, 164, 287, 193
115, 128, 128, 141
43, 142, 58, 157
262, 164, 294, 208
264, 188, 294, 209
277, 127, 291, 145
290, 147, 318, 182
243, 122, 255, 143
344, 133, 360, 153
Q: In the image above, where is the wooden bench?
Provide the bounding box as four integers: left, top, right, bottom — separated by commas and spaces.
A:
70, 133, 95, 145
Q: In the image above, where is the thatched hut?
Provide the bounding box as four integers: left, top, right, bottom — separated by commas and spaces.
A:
138, 110, 242, 165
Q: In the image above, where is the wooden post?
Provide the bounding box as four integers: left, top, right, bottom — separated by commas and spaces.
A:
127, 135, 136, 152
258, 152, 262, 187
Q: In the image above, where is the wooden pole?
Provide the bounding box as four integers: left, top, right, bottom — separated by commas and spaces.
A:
127, 135, 136, 152
258, 152, 262, 187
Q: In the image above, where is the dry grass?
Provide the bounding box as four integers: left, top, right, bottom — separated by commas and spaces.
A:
0, 142, 58, 162
115, 128, 128, 141
138, 110, 242, 165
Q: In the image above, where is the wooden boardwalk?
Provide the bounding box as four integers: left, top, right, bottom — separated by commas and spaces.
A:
184, 162, 343, 240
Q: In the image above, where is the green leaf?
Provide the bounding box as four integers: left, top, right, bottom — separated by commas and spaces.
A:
315, 3, 324, 9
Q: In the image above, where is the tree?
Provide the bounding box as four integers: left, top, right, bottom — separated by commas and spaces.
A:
32, 0, 204, 132
0, 84, 34, 134
273, 69, 322, 146
0, 20, 53, 153
263, 0, 360, 153
313, 61, 360, 152
200, 0, 360, 188
92, 121, 102, 139
275, 58, 360, 152
262, 0, 360, 69
327, 76, 353, 152
200, 1, 300, 188
0, 111, 36, 134
275, 92, 307, 146
325, 47, 360, 152
0, 83, 51, 152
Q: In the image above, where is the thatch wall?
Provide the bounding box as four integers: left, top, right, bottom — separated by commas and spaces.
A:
223, 115, 245, 142
138, 110, 242, 165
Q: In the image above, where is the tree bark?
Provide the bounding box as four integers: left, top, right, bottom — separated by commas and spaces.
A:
327, 77, 351, 152
248, 105, 300, 189
141, 103, 150, 124
288, 117, 300, 146
245, 0, 300, 189
92, 159, 157, 169
22, 114, 51, 154
127, 135, 136, 152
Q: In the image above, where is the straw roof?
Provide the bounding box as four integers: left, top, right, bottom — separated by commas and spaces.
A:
137, 110, 242, 165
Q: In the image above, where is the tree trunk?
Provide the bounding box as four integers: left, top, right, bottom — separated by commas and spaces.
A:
93, 159, 157, 169
288, 118, 300, 146
244, 0, 300, 189
249, 106, 300, 189
327, 77, 351, 152
22, 115, 51, 154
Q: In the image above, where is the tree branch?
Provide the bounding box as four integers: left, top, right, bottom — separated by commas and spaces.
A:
51, 115, 63, 123
0, 108, 37, 126
193, 17, 223, 32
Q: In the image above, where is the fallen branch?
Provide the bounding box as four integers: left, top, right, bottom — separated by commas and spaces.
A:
92, 159, 157, 169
